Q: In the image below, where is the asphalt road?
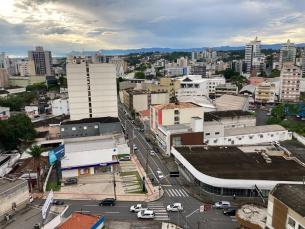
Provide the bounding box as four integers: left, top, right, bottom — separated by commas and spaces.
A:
118, 107, 240, 229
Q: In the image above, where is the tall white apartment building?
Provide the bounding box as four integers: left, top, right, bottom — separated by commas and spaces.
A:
109, 56, 125, 78
92, 50, 106, 63
245, 37, 265, 74
191, 50, 200, 60
279, 39, 296, 68
66, 54, 118, 120
177, 57, 188, 67
279, 62, 302, 102
28, 46, 52, 75
0, 52, 10, 72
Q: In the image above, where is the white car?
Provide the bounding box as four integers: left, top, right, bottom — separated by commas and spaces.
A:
133, 144, 137, 150
137, 210, 155, 219
130, 204, 148, 212
167, 203, 183, 212
214, 201, 231, 209
150, 150, 156, 156
156, 170, 164, 180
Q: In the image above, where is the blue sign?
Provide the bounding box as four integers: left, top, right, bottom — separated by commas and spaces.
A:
142, 176, 146, 192
48, 145, 65, 164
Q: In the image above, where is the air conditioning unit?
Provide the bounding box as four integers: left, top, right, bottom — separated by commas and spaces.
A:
34, 223, 41, 229
5, 214, 10, 221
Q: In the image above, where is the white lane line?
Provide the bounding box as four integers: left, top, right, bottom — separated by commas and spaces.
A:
168, 189, 174, 197
154, 218, 169, 221
171, 189, 178, 196
153, 210, 167, 212
178, 189, 185, 197
165, 190, 171, 197
232, 219, 237, 221
105, 212, 120, 214
182, 189, 189, 197
175, 189, 181, 197
84, 205, 98, 206
162, 185, 172, 187
75, 211, 89, 212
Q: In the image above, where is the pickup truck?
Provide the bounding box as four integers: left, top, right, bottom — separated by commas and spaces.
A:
130, 204, 149, 212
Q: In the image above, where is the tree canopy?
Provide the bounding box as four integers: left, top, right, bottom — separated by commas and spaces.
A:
135, 72, 145, 79
26, 82, 48, 92
0, 93, 37, 111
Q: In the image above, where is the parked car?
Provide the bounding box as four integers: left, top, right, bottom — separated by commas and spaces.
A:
145, 137, 150, 142
150, 150, 156, 156
156, 170, 164, 180
137, 210, 155, 219
53, 200, 65, 205
64, 178, 78, 185
214, 201, 231, 209
131, 120, 135, 124
133, 144, 138, 150
223, 206, 237, 216
99, 198, 115, 206
167, 203, 183, 212
34, 115, 40, 118
130, 204, 149, 212
296, 115, 300, 118
120, 156, 131, 161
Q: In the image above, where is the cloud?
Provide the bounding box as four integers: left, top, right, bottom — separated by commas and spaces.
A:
148, 16, 175, 23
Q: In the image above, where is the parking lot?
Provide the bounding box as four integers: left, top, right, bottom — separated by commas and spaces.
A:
254, 109, 270, 126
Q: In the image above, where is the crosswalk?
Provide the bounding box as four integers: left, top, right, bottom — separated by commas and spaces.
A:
230, 216, 237, 221
165, 189, 189, 197
147, 202, 169, 221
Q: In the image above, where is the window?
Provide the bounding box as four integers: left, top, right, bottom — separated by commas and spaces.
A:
72, 127, 76, 131
205, 133, 210, 136
94, 125, 98, 129
174, 110, 179, 115
84, 126, 87, 130
173, 136, 182, 146
215, 132, 219, 135
288, 217, 295, 227
61, 128, 65, 131
174, 117, 179, 121
299, 225, 305, 229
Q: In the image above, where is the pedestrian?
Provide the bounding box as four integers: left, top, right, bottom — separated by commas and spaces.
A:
233, 194, 236, 199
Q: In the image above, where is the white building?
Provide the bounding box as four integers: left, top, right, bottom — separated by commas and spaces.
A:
175, 87, 209, 97
109, 56, 125, 78
92, 50, 106, 63
28, 46, 52, 75
25, 105, 39, 116
177, 57, 188, 67
0, 107, 10, 119
66, 54, 118, 120
0, 52, 10, 72
215, 94, 250, 111
203, 123, 292, 145
245, 37, 265, 74
51, 98, 70, 116
4, 86, 26, 94
279, 39, 296, 68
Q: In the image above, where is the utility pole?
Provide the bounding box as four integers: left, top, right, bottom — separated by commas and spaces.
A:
113, 167, 117, 200
146, 149, 149, 173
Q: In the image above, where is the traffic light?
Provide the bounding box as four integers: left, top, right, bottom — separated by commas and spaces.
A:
170, 172, 179, 177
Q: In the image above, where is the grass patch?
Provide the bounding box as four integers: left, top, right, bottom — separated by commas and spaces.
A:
121, 171, 148, 194
46, 181, 61, 191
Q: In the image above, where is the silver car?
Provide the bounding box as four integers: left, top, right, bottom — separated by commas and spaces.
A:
214, 201, 231, 209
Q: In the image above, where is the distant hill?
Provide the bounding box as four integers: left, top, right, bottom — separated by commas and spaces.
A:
68, 43, 305, 56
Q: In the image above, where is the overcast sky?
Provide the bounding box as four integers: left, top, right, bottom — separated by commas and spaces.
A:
0, 0, 304, 55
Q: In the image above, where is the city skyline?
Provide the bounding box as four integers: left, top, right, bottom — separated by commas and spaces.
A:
0, 0, 304, 56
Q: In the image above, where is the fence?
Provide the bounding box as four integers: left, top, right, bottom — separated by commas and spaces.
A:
293, 132, 305, 145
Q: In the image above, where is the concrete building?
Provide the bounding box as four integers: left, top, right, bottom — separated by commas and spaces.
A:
245, 37, 265, 74
175, 87, 209, 98
279, 62, 302, 102
66, 54, 118, 120
177, 95, 216, 112
51, 98, 70, 116
0, 69, 8, 87
0, 107, 10, 119
167, 67, 187, 76
215, 83, 238, 98
3, 86, 26, 94
279, 39, 296, 68
0, 52, 10, 72
122, 89, 169, 112
150, 102, 204, 134
177, 57, 188, 67
255, 81, 275, 103
247, 77, 267, 86
109, 56, 125, 78
203, 123, 291, 145
156, 117, 204, 155
92, 50, 106, 63
28, 46, 52, 75
171, 145, 303, 198
204, 110, 256, 129
0, 178, 30, 221
215, 94, 250, 111
192, 65, 206, 78
239, 84, 256, 96
266, 184, 305, 229
191, 50, 200, 60
148, 78, 180, 97
61, 136, 128, 178
303, 49, 305, 75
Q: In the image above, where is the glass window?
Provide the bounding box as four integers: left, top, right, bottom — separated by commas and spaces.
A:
215, 132, 219, 135
173, 136, 182, 146
61, 128, 64, 131
288, 217, 295, 227
72, 127, 76, 131
94, 125, 98, 129
205, 133, 210, 136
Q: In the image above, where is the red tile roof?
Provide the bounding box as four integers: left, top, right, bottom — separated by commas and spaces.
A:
139, 109, 150, 116
58, 213, 103, 229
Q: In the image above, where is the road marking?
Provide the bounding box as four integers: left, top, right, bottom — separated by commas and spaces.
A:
165, 190, 171, 197
178, 189, 185, 197
171, 189, 178, 196
155, 212, 168, 214
84, 205, 98, 206
167, 189, 174, 197
181, 189, 189, 197
105, 212, 120, 214
162, 185, 172, 187
175, 189, 181, 197
75, 211, 89, 212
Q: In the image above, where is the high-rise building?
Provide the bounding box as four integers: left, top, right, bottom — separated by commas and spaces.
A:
92, 50, 106, 63
302, 47, 305, 76
0, 69, 8, 87
279, 62, 302, 102
192, 65, 207, 78
245, 37, 265, 74
279, 39, 296, 68
109, 56, 125, 78
0, 52, 10, 72
66, 54, 118, 120
177, 57, 188, 67
28, 46, 52, 75
191, 50, 200, 60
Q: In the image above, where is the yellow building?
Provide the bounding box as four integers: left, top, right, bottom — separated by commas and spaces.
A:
255, 81, 275, 103
148, 78, 180, 97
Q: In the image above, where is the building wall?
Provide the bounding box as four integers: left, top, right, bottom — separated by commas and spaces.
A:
36, 126, 60, 139
203, 124, 225, 140
170, 132, 204, 147
5, 87, 26, 94
60, 122, 100, 138
206, 116, 257, 129
151, 93, 169, 106
51, 99, 70, 116
0, 107, 10, 119
133, 94, 148, 112
99, 122, 122, 135
175, 88, 209, 97
0, 69, 8, 88
62, 169, 78, 178
255, 82, 275, 103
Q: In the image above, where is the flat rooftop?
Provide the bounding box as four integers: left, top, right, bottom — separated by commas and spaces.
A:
271, 184, 305, 217
174, 146, 305, 181
62, 116, 119, 125
224, 125, 286, 136
153, 102, 201, 110
215, 95, 248, 111
204, 110, 253, 121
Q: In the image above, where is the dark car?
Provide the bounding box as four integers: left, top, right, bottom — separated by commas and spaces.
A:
53, 200, 64, 205
223, 207, 237, 216
64, 178, 78, 185
99, 198, 115, 206
145, 137, 150, 142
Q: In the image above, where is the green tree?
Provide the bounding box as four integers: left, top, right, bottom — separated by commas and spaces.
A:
0, 119, 13, 150
170, 95, 178, 103
28, 145, 45, 192
269, 69, 281, 78
258, 70, 268, 77
58, 76, 67, 87
218, 68, 239, 80
267, 117, 282, 125
131, 109, 136, 118
271, 104, 286, 119
135, 72, 145, 79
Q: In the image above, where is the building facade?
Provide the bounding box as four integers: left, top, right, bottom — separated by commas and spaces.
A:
109, 56, 125, 78
51, 98, 70, 116
215, 83, 238, 98
245, 37, 265, 74
92, 50, 106, 63
177, 57, 188, 67
0, 69, 8, 88
279, 62, 302, 102
28, 46, 52, 75
279, 39, 296, 68
0, 107, 10, 120
148, 78, 180, 97
66, 54, 118, 120
255, 81, 275, 103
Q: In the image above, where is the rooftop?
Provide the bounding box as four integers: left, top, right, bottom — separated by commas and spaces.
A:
236, 202, 267, 228
174, 146, 305, 181
239, 84, 256, 94
152, 102, 201, 110
271, 184, 305, 217
177, 96, 215, 108
65, 138, 115, 153
139, 109, 150, 116
10, 156, 49, 174
62, 116, 119, 125
4, 86, 24, 89
36, 131, 49, 138
215, 94, 248, 111
125, 89, 166, 95
58, 213, 103, 229
204, 110, 253, 121
34, 115, 70, 128
160, 124, 191, 132
224, 125, 286, 136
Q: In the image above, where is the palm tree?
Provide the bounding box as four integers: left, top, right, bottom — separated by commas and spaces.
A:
28, 145, 45, 192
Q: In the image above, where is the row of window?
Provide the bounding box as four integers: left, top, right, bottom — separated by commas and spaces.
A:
288, 217, 304, 229
61, 125, 98, 131
205, 132, 219, 136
